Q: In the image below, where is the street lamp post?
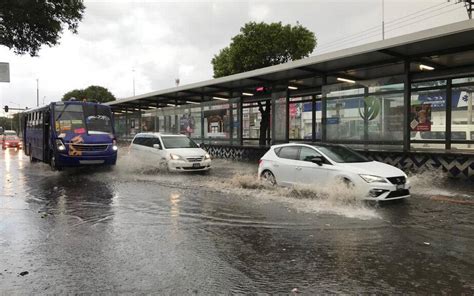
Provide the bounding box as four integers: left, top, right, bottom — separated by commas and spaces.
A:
9, 101, 21, 135
36, 78, 39, 107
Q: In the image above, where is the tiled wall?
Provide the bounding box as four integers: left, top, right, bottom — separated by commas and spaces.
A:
201, 144, 474, 180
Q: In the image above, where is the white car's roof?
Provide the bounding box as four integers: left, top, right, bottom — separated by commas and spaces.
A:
134, 132, 187, 138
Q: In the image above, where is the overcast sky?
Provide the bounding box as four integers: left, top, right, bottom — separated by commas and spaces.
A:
0, 0, 470, 112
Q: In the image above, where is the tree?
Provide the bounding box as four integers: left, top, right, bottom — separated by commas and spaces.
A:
211, 21, 316, 145
212, 22, 316, 78
0, 0, 85, 56
62, 85, 116, 103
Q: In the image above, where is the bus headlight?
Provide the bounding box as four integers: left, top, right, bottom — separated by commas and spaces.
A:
112, 139, 118, 151
56, 139, 66, 151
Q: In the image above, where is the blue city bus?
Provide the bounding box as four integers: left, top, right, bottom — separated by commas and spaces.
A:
23, 101, 118, 170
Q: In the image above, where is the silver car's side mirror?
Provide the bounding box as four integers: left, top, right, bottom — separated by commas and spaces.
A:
153, 144, 162, 150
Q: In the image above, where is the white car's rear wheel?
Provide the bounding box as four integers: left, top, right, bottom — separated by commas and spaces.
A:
261, 170, 276, 186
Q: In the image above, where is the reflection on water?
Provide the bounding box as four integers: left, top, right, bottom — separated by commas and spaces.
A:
1, 149, 473, 294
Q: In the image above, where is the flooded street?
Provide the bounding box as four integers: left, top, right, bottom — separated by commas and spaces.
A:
1, 149, 474, 294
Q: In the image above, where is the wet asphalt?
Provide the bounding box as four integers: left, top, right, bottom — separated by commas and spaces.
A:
1, 148, 474, 294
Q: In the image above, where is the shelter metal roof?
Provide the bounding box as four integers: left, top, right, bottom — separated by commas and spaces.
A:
107, 19, 474, 111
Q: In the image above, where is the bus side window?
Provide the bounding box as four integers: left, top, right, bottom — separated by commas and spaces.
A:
39, 112, 43, 127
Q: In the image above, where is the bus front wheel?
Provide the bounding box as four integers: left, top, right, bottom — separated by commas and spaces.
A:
50, 152, 62, 171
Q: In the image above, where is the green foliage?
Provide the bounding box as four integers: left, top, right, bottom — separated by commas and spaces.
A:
0, 0, 85, 56
212, 22, 317, 78
62, 85, 116, 103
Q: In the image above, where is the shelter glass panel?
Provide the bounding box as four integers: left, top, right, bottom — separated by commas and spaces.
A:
243, 107, 261, 139
326, 95, 365, 141
451, 85, 474, 149
141, 111, 155, 132
273, 97, 287, 143
410, 88, 446, 149
203, 103, 230, 140
289, 97, 313, 140
367, 93, 404, 142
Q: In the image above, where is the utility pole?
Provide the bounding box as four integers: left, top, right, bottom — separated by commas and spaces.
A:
36, 78, 39, 107
382, 0, 385, 40
132, 68, 136, 97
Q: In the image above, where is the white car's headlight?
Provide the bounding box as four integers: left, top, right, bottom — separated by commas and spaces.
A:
169, 153, 182, 160
359, 174, 387, 183
204, 153, 211, 160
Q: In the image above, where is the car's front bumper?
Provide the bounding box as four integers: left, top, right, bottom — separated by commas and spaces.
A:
56, 152, 117, 167
168, 159, 212, 172
362, 181, 411, 201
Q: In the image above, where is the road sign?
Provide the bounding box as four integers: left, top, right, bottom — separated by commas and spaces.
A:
0, 63, 10, 82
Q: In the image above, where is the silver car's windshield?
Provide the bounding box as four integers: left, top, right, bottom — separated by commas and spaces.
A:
161, 136, 199, 149
316, 145, 369, 163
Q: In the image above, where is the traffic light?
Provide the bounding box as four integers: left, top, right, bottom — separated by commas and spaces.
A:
3, 105, 8, 113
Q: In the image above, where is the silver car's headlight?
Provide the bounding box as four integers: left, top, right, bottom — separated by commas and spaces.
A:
169, 153, 183, 161
204, 153, 211, 160
359, 174, 387, 183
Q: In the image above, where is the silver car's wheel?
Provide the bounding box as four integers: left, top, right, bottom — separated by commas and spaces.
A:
261, 170, 276, 186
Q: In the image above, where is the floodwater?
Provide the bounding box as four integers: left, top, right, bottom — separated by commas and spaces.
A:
1, 148, 473, 294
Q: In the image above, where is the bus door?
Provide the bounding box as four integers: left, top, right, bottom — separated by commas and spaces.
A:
43, 110, 51, 161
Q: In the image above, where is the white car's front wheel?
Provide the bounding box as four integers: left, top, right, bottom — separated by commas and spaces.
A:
261, 170, 277, 186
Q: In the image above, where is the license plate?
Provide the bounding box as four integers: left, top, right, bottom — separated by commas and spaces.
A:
396, 184, 404, 190
192, 163, 200, 168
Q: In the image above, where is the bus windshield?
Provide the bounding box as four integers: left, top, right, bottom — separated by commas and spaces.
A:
84, 105, 113, 134
54, 103, 113, 135
55, 104, 86, 134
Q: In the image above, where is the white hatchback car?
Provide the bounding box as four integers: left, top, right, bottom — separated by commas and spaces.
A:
258, 143, 410, 201
130, 133, 211, 172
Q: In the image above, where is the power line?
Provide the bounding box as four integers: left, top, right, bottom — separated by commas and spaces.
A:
317, 1, 459, 51
317, 3, 464, 53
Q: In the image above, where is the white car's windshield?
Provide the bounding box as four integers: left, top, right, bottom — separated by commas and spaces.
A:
316, 145, 369, 163
161, 136, 199, 149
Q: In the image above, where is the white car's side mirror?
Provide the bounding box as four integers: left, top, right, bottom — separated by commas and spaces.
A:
153, 144, 162, 150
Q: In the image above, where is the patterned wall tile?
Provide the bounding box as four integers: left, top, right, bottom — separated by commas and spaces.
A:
202, 144, 474, 179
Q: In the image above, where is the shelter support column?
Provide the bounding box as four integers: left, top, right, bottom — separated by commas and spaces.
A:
311, 94, 316, 142
201, 95, 205, 143
321, 75, 327, 143
285, 90, 290, 143
138, 104, 142, 133
125, 108, 129, 138
239, 96, 243, 146
229, 91, 234, 145
403, 60, 411, 152
446, 78, 452, 150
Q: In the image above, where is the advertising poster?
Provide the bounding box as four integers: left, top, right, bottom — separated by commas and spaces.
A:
410, 103, 432, 131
